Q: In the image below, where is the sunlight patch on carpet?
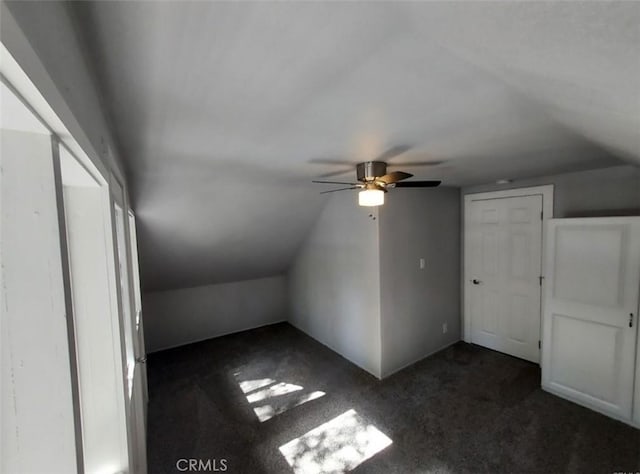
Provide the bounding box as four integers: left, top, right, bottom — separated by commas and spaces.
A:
279, 409, 392, 474
253, 390, 325, 422
247, 382, 303, 403
238, 378, 276, 394
234, 372, 326, 422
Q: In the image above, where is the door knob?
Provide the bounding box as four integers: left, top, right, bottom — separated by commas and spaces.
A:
136, 356, 147, 364
472, 279, 481, 285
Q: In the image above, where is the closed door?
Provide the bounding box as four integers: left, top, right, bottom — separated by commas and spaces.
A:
467, 195, 543, 362
542, 218, 640, 421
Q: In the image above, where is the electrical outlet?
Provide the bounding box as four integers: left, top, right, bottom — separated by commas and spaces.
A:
419, 258, 425, 270
442, 323, 448, 334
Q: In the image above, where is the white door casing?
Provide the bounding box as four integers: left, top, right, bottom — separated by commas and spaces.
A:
110, 177, 148, 473
127, 210, 148, 473
466, 194, 543, 362
542, 217, 640, 424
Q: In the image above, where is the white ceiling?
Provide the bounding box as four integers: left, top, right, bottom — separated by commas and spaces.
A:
73, 1, 640, 291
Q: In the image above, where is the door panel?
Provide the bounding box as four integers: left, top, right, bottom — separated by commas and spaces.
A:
507, 294, 528, 343
1, 129, 78, 473
468, 195, 543, 362
553, 226, 625, 308
542, 218, 640, 421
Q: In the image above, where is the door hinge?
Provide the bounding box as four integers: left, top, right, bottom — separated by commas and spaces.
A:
539, 275, 544, 286
538, 340, 541, 349
540, 211, 543, 220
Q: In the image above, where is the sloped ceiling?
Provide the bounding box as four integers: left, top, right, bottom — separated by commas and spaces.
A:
72, 1, 640, 291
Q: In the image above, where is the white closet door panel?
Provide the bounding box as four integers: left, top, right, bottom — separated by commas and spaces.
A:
542, 218, 640, 422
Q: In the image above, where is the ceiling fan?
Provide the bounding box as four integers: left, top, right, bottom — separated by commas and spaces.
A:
312, 146, 442, 207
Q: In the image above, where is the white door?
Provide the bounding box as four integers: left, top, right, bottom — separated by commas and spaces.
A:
467, 195, 543, 362
61, 151, 130, 474
127, 210, 148, 473
1, 129, 79, 473
542, 218, 640, 422
112, 183, 148, 473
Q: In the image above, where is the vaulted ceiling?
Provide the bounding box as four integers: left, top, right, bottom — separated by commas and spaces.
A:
72, 1, 640, 291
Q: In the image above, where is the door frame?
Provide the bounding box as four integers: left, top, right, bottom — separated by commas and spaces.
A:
109, 174, 149, 472
463, 185, 554, 358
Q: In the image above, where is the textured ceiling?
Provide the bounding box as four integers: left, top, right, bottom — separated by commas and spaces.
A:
73, 1, 640, 291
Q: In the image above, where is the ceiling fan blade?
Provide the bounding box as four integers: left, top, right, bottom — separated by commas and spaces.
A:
309, 158, 354, 165
312, 180, 359, 185
378, 171, 413, 184
375, 145, 412, 162
319, 186, 359, 194
394, 180, 442, 188
389, 160, 444, 167
317, 168, 354, 178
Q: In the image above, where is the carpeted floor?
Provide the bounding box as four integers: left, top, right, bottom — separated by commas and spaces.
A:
147, 322, 640, 474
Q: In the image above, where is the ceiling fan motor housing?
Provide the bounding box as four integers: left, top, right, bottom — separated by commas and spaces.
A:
357, 161, 387, 182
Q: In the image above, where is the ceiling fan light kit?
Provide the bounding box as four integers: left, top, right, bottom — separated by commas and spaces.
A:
312, 147, 442, 207
359, 188, 385, 207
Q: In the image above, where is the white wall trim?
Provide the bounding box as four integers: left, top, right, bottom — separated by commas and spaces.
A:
462, 185, 554, 351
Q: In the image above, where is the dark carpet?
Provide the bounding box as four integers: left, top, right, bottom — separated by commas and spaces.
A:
147, 322, 640, 474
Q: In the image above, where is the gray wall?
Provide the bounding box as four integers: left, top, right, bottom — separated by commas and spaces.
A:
288, 192, 382, 378
378, 187, 461, 377
463, 165, 640, 217
143, 276, 287, 352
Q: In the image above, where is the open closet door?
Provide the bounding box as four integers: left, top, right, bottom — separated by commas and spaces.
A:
542, 217, 640, 423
